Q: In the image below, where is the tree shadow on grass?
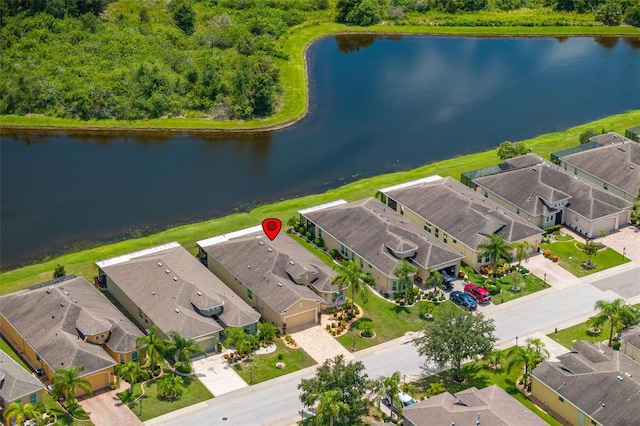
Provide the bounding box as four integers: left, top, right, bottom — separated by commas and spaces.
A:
391, 305, 410, 314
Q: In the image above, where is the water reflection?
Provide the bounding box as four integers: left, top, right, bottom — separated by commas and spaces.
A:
334, 33, 403, 53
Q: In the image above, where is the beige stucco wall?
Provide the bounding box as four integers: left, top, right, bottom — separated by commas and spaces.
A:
8, 389, 44, 408
477, 188, 546, 228
559, 160, 638, 203
531, 376, 597, 426
563, 209, 629, 239
620, 340, 640, 363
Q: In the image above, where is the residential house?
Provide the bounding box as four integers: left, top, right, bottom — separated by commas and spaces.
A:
619, 325, 640, 363
403, 385, 546, 426
380, 176, 543, 271
97, 242, 260, 353
0, 276, 143, 394
0, 350, 45, 412
472, 156, 632, 238
530, 340, 640, 426
198, 227, 332, 333
554, 133, 640, 202
299, 198, 463, 295
626, 125, 640, 142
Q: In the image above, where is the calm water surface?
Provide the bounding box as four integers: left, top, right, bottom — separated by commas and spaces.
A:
2, 35, 639, 269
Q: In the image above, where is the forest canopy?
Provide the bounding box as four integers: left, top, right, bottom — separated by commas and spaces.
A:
1, 0, 638, 122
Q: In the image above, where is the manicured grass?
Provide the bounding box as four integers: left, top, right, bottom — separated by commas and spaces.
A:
546, 321, 610, 350
336, 293, 458, 351
41, 393, 83, 426
462, 265, 550, 304
0, 335, 32, 371
128, 374, 212, 422
117, 383, 143, 403
408, 356, 561, 426
540, 241, 630, 277
232, 339, 316, 385
1, 111, 638, 294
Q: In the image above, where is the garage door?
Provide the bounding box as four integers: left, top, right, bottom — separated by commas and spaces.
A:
285, 309, 317, 330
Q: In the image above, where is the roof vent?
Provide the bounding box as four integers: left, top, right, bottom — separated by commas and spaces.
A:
277, 282, 283, 287
197, 291, 203, 296
248, 265, 251, 269
289, 261, 295, 265
175, 308, 181, 313
173, 276, 178, 281
72, 299, 77, 303
46, 289, 52, 294
267, 248, 273, 252
158, 262, 163, 267
617, 375, 624, 381
631, 165, 635, 169
152, 291, 156, 295
60, 302, 65, 307
63, 291, 69, 295
259, 241, 264, 246
165, 269, 170, 274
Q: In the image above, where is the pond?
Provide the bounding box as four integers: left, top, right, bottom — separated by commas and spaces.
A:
1, 35, 639, 269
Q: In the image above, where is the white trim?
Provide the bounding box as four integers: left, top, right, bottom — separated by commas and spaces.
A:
298, 200, 347, 215
378, 175, 443, 193
96, 242, 181, 268
197, 225, 262, 248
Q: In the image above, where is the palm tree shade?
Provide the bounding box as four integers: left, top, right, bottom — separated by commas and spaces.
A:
116, 361, 149, 393
513, 241, 533, 267
51, 365, 93, 407
393, 259, 418, 294
332, 259, 366, 313
136, 325, 164, 376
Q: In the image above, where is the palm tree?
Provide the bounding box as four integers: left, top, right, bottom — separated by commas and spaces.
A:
315, 390, 350, 426
589, 298, 640, 346
581, 238, 599, 267
116, 361, 149, 393
165, 331, 206, 365
25, 402, 47, 426
383, 371, 402, 420
367, 377, 386, 410
478, 234, 513, 276
51, 365, 93, 407
286, 216, 299, 232
136, 325, 165, 376
425, 268, 442, 290
393, 259, 418, 295
156, 374, 184, 401
332, 258, 367, 314
507, 338, 549, 388
513, 241, 533, 268
3, 401, 29, 426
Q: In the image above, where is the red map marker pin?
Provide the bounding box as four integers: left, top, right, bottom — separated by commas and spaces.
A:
262, 218, 282, 241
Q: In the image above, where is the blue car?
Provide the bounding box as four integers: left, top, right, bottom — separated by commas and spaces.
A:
450, 291, 477, 310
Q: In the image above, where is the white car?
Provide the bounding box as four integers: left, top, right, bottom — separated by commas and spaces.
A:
383, 391, 417, 411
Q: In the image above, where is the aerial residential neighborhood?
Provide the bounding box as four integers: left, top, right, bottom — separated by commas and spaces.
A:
1, 129, 639, 426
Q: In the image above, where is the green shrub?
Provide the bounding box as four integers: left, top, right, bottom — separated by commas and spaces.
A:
612, 341, 621, 350
314, 237, 324, 247
174, 361, 191, 374
625, 4, 640, 26
544, 225, 561, 234
329, 249, 339, 259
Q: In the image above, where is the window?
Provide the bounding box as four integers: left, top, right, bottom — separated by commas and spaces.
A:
477, 254, 483, 264
247, 288, 253, 300
574, 167, 577, 175
36, 354, 41, 362
424, 223, 431, 233
443, 234, 448, 243
483, 190, 488, 198
400, 206, 404, 216
392, 281, 397, 291
435, 228, 439, 238
453, 239, 457, 244
485, 254, 490, 263
138, 308, 144, 319
318, 229, 322, 238
368, 263, 372, 269
559, 396, 564, 402
546, 215, 554, 222
30, 393, 37, 404
132, 352, 139, 362
332, 292, 343, 303
359, 258, 363, 269
119, 354, 125, 363
603, 183, 608, 190
401, 280, 407, 290
341, 245, 349, 257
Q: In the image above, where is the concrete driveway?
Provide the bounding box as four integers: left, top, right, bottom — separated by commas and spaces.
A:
600, 225, 640, 262
290, 325, 353, 364
191, 353, 248, 397
78, 381, 142, 426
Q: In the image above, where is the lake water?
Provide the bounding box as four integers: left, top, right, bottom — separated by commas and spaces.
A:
2, 35, 639, 270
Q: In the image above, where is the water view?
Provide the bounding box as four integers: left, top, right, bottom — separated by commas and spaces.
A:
2, 35, 639, 269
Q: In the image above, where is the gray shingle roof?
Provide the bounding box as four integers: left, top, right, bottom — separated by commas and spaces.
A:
383, 177, 543, 251
560, 137, 640, 197
531, 341, 640, 426
474, 162, 631, 219
619, 326, 640, 352
98, 243, 259, 339
0, 277, 142, 375
0, 350, 44, 403
403, 385, 546, 426
302, 198, 463, 277
200, 232, 327, 314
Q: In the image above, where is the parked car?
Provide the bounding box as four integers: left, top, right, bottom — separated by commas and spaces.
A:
383, 391, 418, 412
464, 283, 492, 303
450, 291, 477, 310
442, 278, 454, 291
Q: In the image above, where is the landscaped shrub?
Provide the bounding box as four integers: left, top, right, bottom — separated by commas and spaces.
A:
543, 250, 551, 258
483, 282, 501, 295
383, 292, 390, 298
305, 231, 313, 240
297, 225, 306, 234
314, 237, 324, 247
552, 255, 559, 263
613, 341, 621, 350
329, 249, 339, 259
544, 225, 561, 234
174, 361, 191, 374
458, 271, 466, 279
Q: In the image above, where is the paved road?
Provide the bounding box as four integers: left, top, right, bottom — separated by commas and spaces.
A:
148, 262, 639, 426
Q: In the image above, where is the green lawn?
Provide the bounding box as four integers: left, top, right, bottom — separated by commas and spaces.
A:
0, 335, 31, 370
117, 383, 143, 403
461, 265, 550, 304
232, 339, 316, 385
546, 321, 610, 350
1, 111, 638, 294
540, 240, 630, 277
336, 293, 457, 351
40, 393, 86, 426
408, 356, 561, 426
128, 374, 212, 422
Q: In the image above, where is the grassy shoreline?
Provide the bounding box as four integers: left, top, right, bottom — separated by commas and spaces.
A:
1, 110, 638, 294
1, 23, 639, 132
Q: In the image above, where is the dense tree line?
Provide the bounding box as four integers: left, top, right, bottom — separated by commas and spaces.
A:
0, 0, 323, 120
1, 0, 637, 123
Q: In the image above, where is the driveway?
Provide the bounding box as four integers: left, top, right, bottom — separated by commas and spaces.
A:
290, 325, 353, 364
78, 381, 142, 426
600, 225, 640, 262
191, 353, 248, 397
524, 252, 583, 291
